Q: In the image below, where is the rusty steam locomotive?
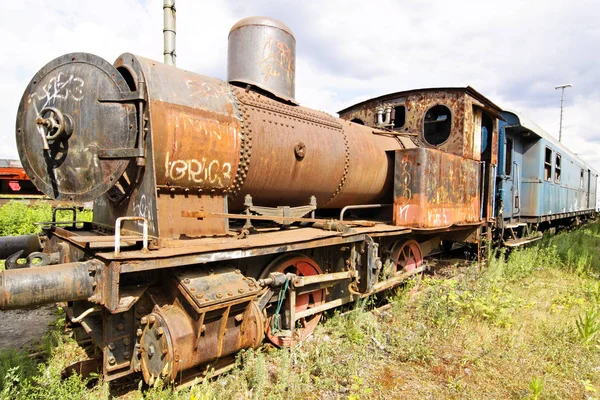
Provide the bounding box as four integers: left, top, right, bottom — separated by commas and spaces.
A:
0, 16, 575, 384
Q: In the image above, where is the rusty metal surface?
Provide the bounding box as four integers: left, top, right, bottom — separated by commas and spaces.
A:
393, 148, 481, 228
0, 261, 98, 310
16, 53, 138, 202
228, 17, 296, 102
139, 268, 264, 383
338, 87, 501, 162
230, 88, 400, 209
138, 57, 242, 194
89, 224, 410, 268
176, 266, 261, 307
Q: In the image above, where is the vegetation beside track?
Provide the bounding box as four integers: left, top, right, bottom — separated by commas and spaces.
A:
0, 201, 93, 270
1, 217, 599, 399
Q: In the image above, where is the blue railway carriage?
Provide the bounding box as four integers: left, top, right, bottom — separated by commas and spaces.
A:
496, 110, 598, 245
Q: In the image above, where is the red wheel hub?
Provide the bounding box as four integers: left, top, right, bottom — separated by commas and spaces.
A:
391, 240, 423, 273
261, 255, 325, 346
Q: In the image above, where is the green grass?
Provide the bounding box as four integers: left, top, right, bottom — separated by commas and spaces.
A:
0, 201, 92, 237
0, 201, 93, 271
1, 220, 600, 399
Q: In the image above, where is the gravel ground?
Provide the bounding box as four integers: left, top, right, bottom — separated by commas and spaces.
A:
0, 306, 57, 350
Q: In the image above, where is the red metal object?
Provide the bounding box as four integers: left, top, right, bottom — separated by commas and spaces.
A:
262, 255, 325, 346
390, 240, 423, 273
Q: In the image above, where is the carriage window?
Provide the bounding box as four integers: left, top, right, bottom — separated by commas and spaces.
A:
544, 147, 552, 181
393, 106, 406, 128
581, 169, 584, 189
505, 138, 513, 176
423, 105, 452, 145
555, 154, 561, 183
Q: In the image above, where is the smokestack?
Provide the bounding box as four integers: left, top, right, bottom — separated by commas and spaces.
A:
227, 17, 296, 103
163, 0, 176, 66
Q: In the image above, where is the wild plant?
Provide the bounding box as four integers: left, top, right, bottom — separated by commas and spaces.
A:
575, 307, 600, 344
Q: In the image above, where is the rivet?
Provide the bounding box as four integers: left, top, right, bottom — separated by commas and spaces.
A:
108, 356, 116, 365
196, 293, 203, 299
108, 342, 115, 350
123, 351, 131, 359
227, 292, 233, 297
136, 329, 143, 337
123, 338, 131, 346
140, 316, 148, 325
216, 293, 223, 299
148, 315, 156, 324
156, 327, 164, 336
235, 314, 243, 322
238, 288, 244, 293
184, 278, 191, 284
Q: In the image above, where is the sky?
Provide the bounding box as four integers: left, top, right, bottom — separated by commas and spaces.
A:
1, 0, 599, 179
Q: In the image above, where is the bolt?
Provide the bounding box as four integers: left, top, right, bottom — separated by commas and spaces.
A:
235, 269, 241, 274
123, 338, 131, 346
162, 348, 168, 355
123, 351, 131, 359
136, 329, 143, 337
238, 288, 244, 293
216, 293, 223, 299
141, 316, 148, 325
227, 292, 233, 297
156, 327, 164, 336
196, 293, 203, 299
108, 342, 115, 350
148, 315, 156, 324
117, 323, 124, 331
108, 356, 116, 365
184, 278, 191, 284
235, 314, 243, 322
148, 344, 155, 358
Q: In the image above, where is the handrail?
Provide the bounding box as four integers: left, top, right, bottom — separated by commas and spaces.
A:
114, 217, 148, 256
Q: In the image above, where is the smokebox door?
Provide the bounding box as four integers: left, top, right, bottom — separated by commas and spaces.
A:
16, 53, 138, 202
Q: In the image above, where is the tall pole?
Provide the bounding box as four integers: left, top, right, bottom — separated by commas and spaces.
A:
555, 84, 572, 142
163, 0, 176, 66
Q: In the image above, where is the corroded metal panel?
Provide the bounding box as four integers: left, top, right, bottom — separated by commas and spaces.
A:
230, 88, 401, 209
339, 88, 502, 163
393, 148, 481, 228
16, 53, 138, 202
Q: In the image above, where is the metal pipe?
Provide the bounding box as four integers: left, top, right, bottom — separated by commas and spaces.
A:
163, 0, 176, 66
0, 261, 97, 310
339, 204, 390, 221
0, 235, 41, 259
376, 106, 392, 127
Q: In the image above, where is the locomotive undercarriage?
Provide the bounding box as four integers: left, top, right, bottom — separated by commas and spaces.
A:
0, 218, 480, 385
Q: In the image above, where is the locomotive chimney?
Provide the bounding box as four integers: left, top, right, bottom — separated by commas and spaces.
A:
163, 0, 176, 66
227, 17, 296, 103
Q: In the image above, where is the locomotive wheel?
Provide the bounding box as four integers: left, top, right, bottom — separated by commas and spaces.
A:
260, 255, 325, 347
390, 240, 423, 274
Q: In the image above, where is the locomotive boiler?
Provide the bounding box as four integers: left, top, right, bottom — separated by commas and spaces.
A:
0, 17, 492, 384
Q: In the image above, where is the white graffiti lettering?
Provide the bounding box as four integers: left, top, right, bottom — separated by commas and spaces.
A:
30, 72, 85, 115
165, 152, 232, 188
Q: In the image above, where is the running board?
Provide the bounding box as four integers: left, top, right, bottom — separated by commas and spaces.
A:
504, 232, 543, 247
